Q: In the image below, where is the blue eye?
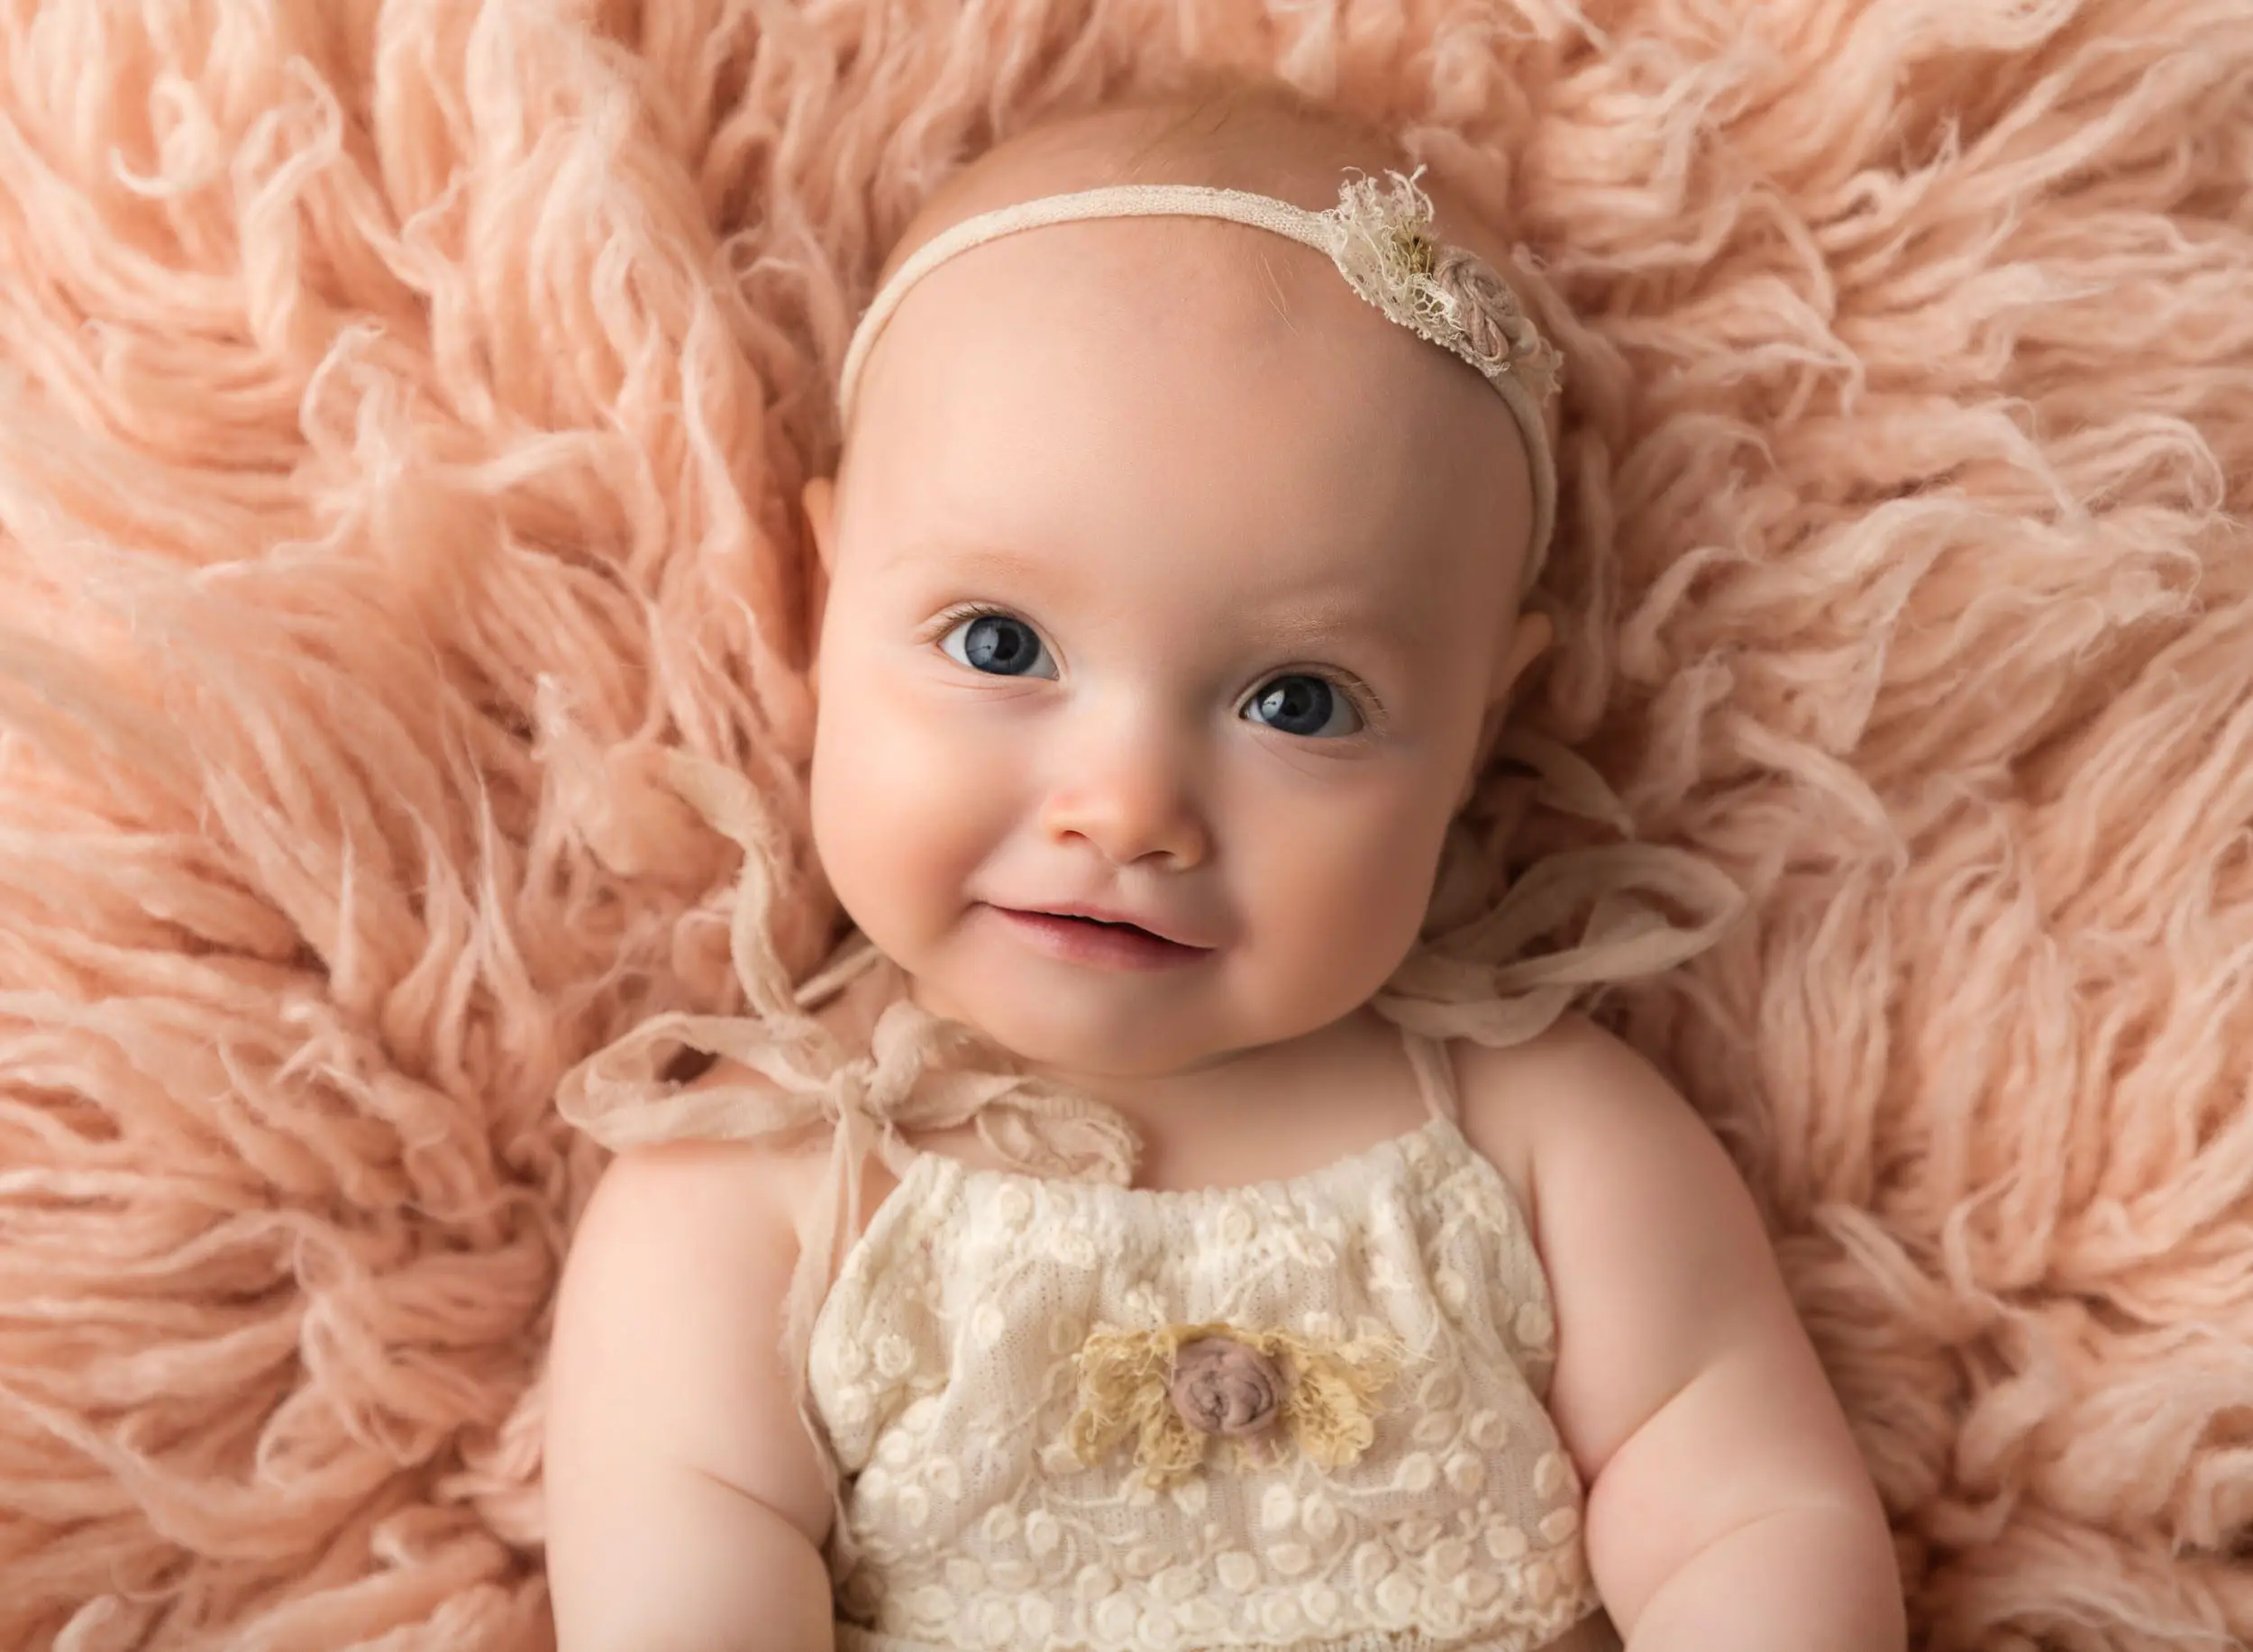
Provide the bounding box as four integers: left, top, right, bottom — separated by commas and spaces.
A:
933, 607, 1368, 736
938, 609, 1056, 678
1243, 674, 1362, 738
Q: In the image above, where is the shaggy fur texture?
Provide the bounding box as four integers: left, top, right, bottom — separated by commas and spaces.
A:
1, 2, 2248, 1647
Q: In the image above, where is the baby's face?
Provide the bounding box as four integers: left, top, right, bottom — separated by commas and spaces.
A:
805, 211, 1539, 1083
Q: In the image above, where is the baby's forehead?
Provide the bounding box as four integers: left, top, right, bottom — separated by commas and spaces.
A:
835, 94, 1537, 622
876, 204, 1437, 394
859, 253, 1489, 550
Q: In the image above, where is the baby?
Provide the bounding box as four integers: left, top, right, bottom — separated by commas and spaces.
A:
542, 86, 1904, 1652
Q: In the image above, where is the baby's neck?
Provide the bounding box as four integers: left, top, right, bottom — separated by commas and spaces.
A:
893, 985, 1427, 1191
1037, 1005, 1433, 1193
1013, 1004, 1373, 1117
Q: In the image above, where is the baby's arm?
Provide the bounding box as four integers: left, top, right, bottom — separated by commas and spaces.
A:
544, 1139, 835, 1652
1463, 1018, 1905, 1652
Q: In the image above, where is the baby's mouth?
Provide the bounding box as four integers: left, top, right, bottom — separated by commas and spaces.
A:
987, 905, 1216, 968
1044, 912, 1158, 940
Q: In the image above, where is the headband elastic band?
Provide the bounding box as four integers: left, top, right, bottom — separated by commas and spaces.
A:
837, 169, 1566, 585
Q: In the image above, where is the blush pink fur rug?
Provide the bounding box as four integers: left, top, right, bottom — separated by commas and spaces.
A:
2, 2, 2248, 1647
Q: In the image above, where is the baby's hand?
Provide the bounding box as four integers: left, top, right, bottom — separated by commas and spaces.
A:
1458, 1018, 1905, 1652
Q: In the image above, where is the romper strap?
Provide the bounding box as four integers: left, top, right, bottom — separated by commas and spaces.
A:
1400, 1026, 1462, 1124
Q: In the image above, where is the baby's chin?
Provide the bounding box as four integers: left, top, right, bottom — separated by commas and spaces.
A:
911, 982, 1180, 1072
892, 953, 1248, 1082
899, 957, 1389, 1105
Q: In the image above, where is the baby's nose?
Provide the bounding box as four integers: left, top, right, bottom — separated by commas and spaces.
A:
1037, 714, 1209, 871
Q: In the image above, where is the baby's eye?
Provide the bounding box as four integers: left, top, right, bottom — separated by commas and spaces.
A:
1241, 674, 1363, 739
938, 609, 1057, 679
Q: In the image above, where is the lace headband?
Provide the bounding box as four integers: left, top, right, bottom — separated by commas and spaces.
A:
837, 169, 1566, 583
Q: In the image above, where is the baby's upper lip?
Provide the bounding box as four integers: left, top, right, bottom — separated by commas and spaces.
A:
1001, 900, 1213, 949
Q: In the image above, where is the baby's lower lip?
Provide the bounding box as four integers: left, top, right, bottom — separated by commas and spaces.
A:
991, 908, 1214, 971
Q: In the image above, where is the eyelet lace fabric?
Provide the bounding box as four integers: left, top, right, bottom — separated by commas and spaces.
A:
807, 1100, 1619, 1652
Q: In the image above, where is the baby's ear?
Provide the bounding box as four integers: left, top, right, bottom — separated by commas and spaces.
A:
1456, 610, 1554, 809
1489, 607, 1552, 705
801, 475, 839, 574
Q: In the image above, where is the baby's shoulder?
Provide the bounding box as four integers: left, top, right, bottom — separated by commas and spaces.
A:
1447, 1012, 1725, 1240
1449, 1009, 1688, 1119
597, 968, 907, 1242
563, 1103, 825, 1350
637, 1052, 901, 1254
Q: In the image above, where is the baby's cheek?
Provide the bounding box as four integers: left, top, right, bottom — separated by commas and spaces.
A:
1254, 797, 1438, 1005
810, 692, 915, 936
809, 685, 996, 946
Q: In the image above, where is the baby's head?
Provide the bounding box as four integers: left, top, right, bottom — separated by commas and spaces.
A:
802, 87, 1557, 1083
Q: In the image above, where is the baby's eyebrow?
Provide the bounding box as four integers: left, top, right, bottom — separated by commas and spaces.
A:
888, 538, 1057, 588
1257, 599, 1427, 672
874, 534, 1059, 599
893, 536, 1431, 670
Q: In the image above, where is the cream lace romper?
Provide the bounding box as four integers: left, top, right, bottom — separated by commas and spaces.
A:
804, 1023, 1623, 1652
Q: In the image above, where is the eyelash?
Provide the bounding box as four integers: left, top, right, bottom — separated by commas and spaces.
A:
924, 601, 1387, 733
